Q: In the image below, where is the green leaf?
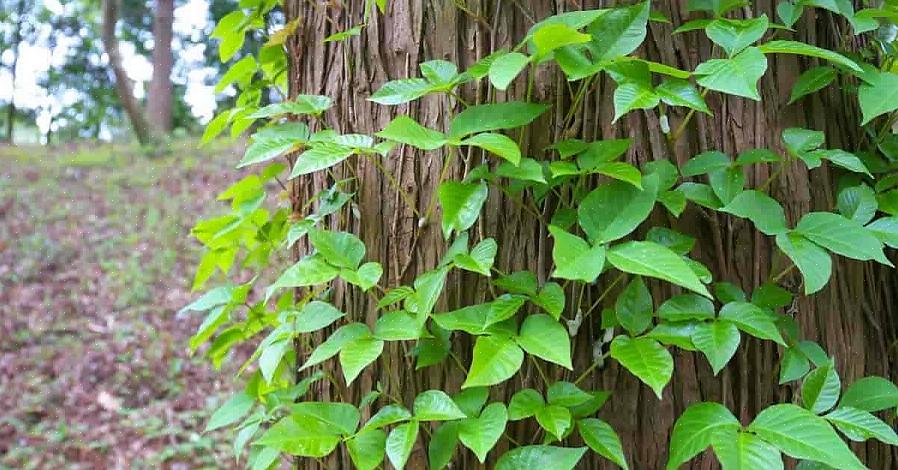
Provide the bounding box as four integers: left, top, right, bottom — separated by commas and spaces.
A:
615, 277, 654, 335
667, 402, 740, 470
256, 414, 341, 457
777, 1, 804, 27
708, 167, 745, 205
370, 78, 435, 105
840, 376, 898, 412
452, 387, 489, 418
868, 217, 898, 249
291, 301, 345, 333
612, 81, 660, 122
532, 23, 591, 57
789, 66, 837, 104
606, 241, 712, 298
346, 429, 386, 470
496, 158, 547, 183
810, 149, 871, 177
706, 15, 769, 57
695, 47, 768, 100
758, 40, 861, 72
509, 388, 546, 420
578, 175, 659, 243
535, 282, 566, 320
858, 71, 898, 125
589, 162, 644, 189
374, 311, 419, 341
428, 422, 459, 470
438, 181, 489, 238
656, 79, 711, 114
536, 405, 572, 440
692, 320, 741, 375
775, 232, 832, 294
549, 226, 606, 283
323, 24, 363, 42
240, 122, 310, 168
454, 238, 498, 276
339, 337, 384, 385
386, 422, 419, 469
824, 407, 898, 445
463, 335, 524, 388
495, 445, 587, 470
248, 95, 333, 118
292, 402, 360, 436
610, 336, 673, 399
516, 314, 573, 369
205, 392, 254, 432
414, 390, 468, 421
489, 52, 531, 90
420, 60, 460, 85
579, 419, 629, 469
586, 1, 651, 61
449, 101, 547, 139
363, 404, 413, 431
376, 115, 447, 150
736, 148, 781, 164
647, 322, 699, 350
679, 182, 723, 209
301, 323, 370, 370
266, 254, 341, 301
340, 262, 383, 291
718, 301, 785, 345
458, 403, 508, 462
657, 294, 715, 322
460, 132, 522, 165
711, 429, 784, 470
782, 127, 824, 161
747, 404, 865, 470
546, 381, 592, 407
681, 151, 732, 177
721, 190, 789, 235
795, 212, 890, 265
837, 185, 877, 224
780, 347, 811, 384
309, 229, 365, 269
289, 142, 355, 178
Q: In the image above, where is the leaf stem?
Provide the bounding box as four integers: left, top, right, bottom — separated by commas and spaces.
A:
582, 272, 625, 319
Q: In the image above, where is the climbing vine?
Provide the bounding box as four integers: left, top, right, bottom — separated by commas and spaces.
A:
187, 0, 898, 469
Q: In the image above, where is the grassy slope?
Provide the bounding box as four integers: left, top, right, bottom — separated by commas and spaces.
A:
0, 139, 252, 469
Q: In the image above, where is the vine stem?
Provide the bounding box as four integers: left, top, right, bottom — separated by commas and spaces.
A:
581, 272, 626, 319
668, 88, 710, 144
422, 146, 457, 222
573, 352, 610, 386
529, 355, 550, 387
363, 153, 421, 217
772, 262, 796, 284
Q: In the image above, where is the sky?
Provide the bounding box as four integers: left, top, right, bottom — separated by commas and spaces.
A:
0, 0, 221, 135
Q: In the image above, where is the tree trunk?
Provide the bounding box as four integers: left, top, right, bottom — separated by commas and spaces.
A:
284, 1, 898, 468
101, 0, 152, 145
147, 0, 174, 134
4, 0, 26, 144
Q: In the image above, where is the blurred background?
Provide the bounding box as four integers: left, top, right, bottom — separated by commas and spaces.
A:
0, 1, 278, 468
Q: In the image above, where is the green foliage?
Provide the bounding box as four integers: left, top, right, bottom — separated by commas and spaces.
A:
192, 2, 898, 468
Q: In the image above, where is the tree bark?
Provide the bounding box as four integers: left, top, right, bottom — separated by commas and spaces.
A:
101, 0, 152, 145
147, 0, 174, 134
4, 0, 26, 144
284, 1, 898, 468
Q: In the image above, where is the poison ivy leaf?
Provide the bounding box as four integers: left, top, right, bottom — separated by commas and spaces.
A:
458, 403, 508, 462
667, 402, 740, 470
777, 1, 804, 28
256, 414, 341, 457
656, 78, 711, 114
837, 185, 877, 224
454, 238, 498, 276
489, 52, 531, 90
516, 314, 572, 369
339, 337, 384, 385
578, 419, 629, 469
432, 303, 491, 335
736, 148, 780, 165
825, 406, 898, 444
612, 81, 660, 122
376, 115, 447, 150
452, 387, 489, 418
589, 162, 644, 189
266, 255, 340, 301
363, 404, 413, 431
292, 402, 360, 436
495, 445, 587, 470
543, 382, 590, 408
694, 47, 768, 100
248, 95, 333, 118
692, 320, 741, 375
323, 24, 363, 42
420, 60, 460, 86
463, 335, 524, 388
340, 262, 383, 291
414, 390, 468, 421
606, 241, 712, 298
460, 132, 522, 165
840, 376, 898, 412
679, 182, 723, 209
346, 429, 386, 470
509, 389, 546, 420
646, 227, 696, 255
205, 392, 254, 432
758, 40, 861, 72
809, 149, 871, 176
681, 151, 731, 177
795, 212, 890, 265
719, 301, 785, 345
647, 322, 699, 351
610, 336, 673, 398
615, 277, 654, 336
858, 70, 898, 125
438, 181, 489, 238
782, 127, 824, 163
706, 15, 769, 57
428, 422, 459, 470
369, 78, 434, 105
721, 190, 789, 235
659, 190, 687, 216
747, 404, 866, 470
301, 323, 371, 370
549, 226, 606, 283
532, 23, 591, 57
289, 142, 355, 178
374, 311, 419, 341
751, 284, 792, 309
240, 122, 310, 168
789, 66, 837, 104
657, 294, 715, 322
449, 101, 547, 139
686, 0, 747, 15
711, 429, 784, 470
386, 422, 419, 469
535, 282, 566, 320
586, 0, 651, 61
536, 405, 572, 440
309, 229, 365, 269
290, 301, 345, 333
868, 217, 898, 249
775, 232, 832, 294
578, 175, 659, 244
708, 167, 745, 205
780, 347, 811, 384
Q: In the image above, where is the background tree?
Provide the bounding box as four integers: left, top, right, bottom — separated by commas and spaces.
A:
147, 0, 174, 133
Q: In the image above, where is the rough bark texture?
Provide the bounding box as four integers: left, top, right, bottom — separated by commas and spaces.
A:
284, 1, 898, 468
101, 0, 152, 145
147, 0, 174, 133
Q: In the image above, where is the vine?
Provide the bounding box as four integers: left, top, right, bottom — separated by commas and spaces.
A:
187, 1, 898, 469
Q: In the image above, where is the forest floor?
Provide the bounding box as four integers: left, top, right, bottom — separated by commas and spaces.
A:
0, 139, 253, 469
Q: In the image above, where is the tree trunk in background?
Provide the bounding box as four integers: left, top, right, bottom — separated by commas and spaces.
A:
101, 0, 152, 145
284, 1, 898, 468
147, 0, 174, 133
4, 0, 26, 144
